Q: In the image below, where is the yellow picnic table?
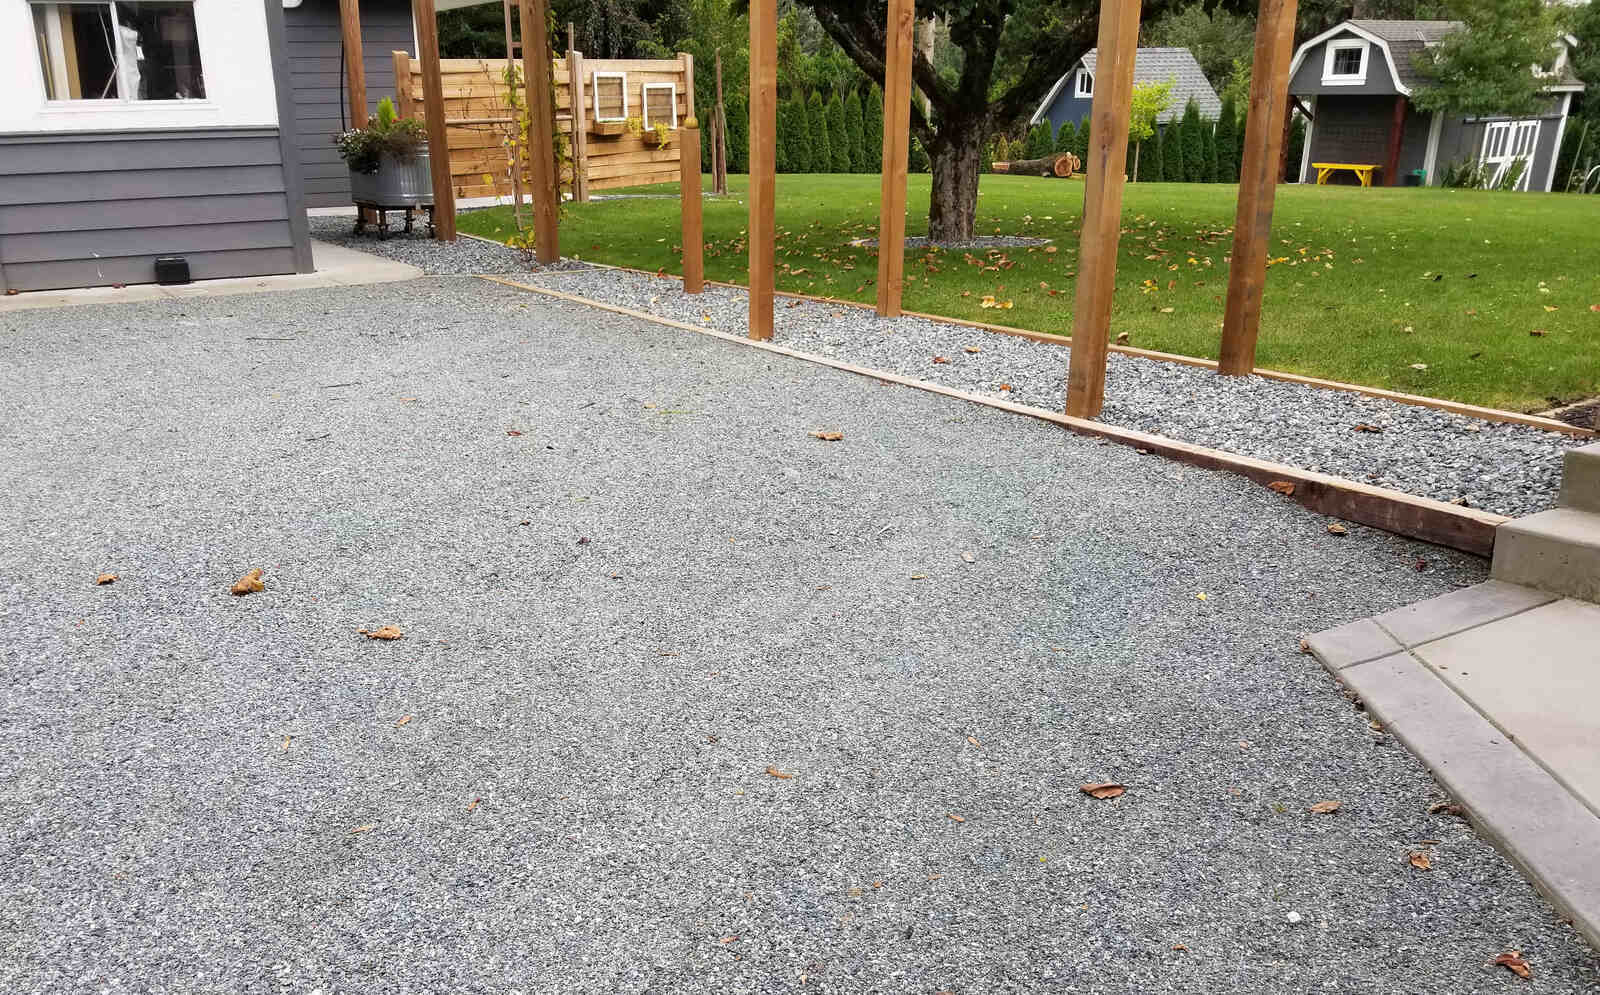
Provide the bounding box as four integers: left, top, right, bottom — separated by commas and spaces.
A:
1313, 162, 1380, 187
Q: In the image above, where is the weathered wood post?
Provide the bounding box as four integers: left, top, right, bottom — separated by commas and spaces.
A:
1217, 0, 1298, 375
875, 0, 916, 318
681, 124, 704, 293
747, 0, 778, 340
712, 51, 729, 195
1063, 0, 1143, 418
390, 51, 414, 118
521, 0, 559, 263
412, 0, 456, 240
569, 49, 590, 202
339, 0, 367, 126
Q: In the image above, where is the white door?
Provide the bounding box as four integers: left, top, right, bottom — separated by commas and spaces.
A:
1480, 120, 1541, 191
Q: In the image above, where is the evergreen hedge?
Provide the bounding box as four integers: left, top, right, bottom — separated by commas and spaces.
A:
787, 96, 811, 172
1136, 126, 1162, 182
1179, 100, 1204, 182
844, 91, 867, 172
1214, 96, 1239, 182
807, 92, 831, 174
1161, 123, 1183, 182
1055, 119, 1077, 156
1203, 123, 1219, 182
863, 86, 884, 173
827, 93, 851, 172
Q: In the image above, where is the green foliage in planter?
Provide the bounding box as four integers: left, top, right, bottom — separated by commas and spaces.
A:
334, 96, 426, 174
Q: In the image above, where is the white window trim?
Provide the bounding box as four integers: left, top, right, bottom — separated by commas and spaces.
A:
592, 70, 628, 122
30, 0, 212, 108
1074, 68, 1093, 98
1322, 40, 1369, 86
641, 81, 677, 129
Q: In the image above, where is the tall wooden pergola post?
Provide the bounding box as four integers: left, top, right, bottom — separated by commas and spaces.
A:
1217, 0, 1298, 375
412, 0, 457, 239
1063, 0, 1143, 419
338, 0, 367, 127
875, 0, 915, 318
747, 0, 778, 340
521, 0, 560, 263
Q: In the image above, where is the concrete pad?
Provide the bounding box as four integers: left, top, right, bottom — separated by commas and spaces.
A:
1373, 580, 1554, 648
1559, 444, 1600, 513
1491, 507, 1600, 602
1338, 651, 1600, 950
1304, 617, 1401, 670
1412, 599, 1600, 815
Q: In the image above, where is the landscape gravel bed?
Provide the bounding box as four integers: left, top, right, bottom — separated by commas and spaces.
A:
307, 213, 593, 275
522, 267, 1584, 517
849, 234, 1053, 250
4, 276, 1598, 991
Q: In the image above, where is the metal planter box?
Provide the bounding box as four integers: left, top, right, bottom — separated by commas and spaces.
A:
349, 149, 433, 207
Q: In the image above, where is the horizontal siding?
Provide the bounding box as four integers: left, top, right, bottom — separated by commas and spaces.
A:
0, 136, 284, 176
0, 193, 289, 234
0, 164, 288, 206
5, 247, 299, 293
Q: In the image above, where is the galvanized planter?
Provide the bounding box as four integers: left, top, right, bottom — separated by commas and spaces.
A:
349, 148, 433, 207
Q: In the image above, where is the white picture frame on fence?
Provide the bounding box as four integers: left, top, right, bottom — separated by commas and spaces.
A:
592, 71, 628, 122
641, 82, 677, 130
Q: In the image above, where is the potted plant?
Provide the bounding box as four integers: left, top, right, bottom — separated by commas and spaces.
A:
335, 96, 433, 207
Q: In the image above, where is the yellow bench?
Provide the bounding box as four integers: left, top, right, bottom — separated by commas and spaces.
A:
1313, 162, 1380, 187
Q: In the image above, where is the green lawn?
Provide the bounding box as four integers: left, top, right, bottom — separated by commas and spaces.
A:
458, 174, 1600, 412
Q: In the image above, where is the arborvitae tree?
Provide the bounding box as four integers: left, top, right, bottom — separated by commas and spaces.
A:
981, 139, 995, 173
1203, 121, 1219, 182
1023, 122, 1052, 159
1055, 119, 1077, 156
1285, 115, 1307, 182
1179, 99, 1204, 181
1161, 124, 1184, 182
844, 90, 867, 172
1073, 120, 1090, 168
807, 91, 832, 173
908, 134, 930, 172
1137, 124, 1163, 182
863, 85, 884, 173
827, 93, 851, 171
775, 98, 793, 173
1214, 95, 1239, 182
788, 96, 812, 172
725, 94, 749, 173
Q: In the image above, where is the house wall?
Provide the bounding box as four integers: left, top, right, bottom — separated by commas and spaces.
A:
1433, 95, 1569, 191
1289, 31, 1402, 97
1038, 66, 1094, 135
0, 0, 311, 293
284, 0, 417, 208
1302, 94, 1433, 184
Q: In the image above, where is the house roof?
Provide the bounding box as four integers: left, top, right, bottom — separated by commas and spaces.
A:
1029, 47, 1222, 125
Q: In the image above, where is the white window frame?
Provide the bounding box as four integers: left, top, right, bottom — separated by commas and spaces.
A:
1322, 39, 1369, 86
30, 0, 210, 106
641, 81, 677, 129
591, 70, 628, 122
1479, 119, 1541, 191
1074, 67, 1093, 98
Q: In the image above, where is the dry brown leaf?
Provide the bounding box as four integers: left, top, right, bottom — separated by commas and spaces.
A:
961, 551, 975, 564
998, 383, 1013, 392
1352, 423, 1384, 433
1268, 480, 1297, 496
349, 824, 376, 835
966, 735, 981, 747
932, 356, 950, 364
395, 714, 412, 727
230, 568, 265, 596
1115, 332, 1130, 344
95, 572, 118, 585
909, 573, 928, 580
507, 429, 524, 436
808, 430, 844, 442
947, 813, 966, 823
359, 625, 404, 641
720, 935, 739, 944
1529, 329, 1548, 337
766, 766, 793, 779
1408, 851, 1432, 871
1327, 523, 1348, 535
466, 797, 481, 813
1081, 782, 1126, 800
1309, 800, 1342, 814
1494, 952, 1532, 980
1172, 944, 1188, 952
280, 735, 291, 752
964, 346, 981, 354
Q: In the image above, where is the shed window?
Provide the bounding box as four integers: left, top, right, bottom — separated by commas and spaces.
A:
642, 82, 676, 129
31, 0, 205, 102
592, 71, 627, 122
1322, 40, 1369, 85
1074, 68, 1093, 98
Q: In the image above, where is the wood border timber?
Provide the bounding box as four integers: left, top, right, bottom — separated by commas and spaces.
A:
412, 0, 457, 240
477, 273, 1509, 557
875, 0, 915, 318
521, 0, 559, 263
746, 0, 777, 340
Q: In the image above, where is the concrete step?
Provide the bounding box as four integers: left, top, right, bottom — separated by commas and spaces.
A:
1492, 507, 1600, 602
1559, 443, 1600, 514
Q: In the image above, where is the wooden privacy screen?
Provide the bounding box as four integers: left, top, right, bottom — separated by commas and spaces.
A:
396, 54, 694, 200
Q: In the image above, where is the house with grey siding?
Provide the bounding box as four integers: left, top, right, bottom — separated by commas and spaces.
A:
1029, 47, 1222, 133
1289, 19, 1584, 191
0, 0, 319, 293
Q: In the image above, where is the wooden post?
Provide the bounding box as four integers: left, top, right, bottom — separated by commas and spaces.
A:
566, 20, 575, 54
521, 0, 559, 263
1216, 0, 1298, 376
713, 51, 728, 195
1062, 0, 1143, 419
391, 51, 414, 118
1384, 94, 1406, 186
747, 0, 777, 340
875, 0, 915, 317
412, 0, 456, 240
681, 126, 704, 293
339, 0, 367, 127
680, 52, 696, 126
569, 49, 590, 201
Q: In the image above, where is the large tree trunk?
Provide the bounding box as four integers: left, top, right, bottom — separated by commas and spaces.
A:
926, 127, 983, 242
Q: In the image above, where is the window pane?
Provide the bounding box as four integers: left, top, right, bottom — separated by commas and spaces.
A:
33, 3, 122, 99
1332, 48, 1361, 76
31, 1, 204, 101
113, 2, 205, 99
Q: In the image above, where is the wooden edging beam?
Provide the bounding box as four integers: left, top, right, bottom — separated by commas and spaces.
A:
521, 0, 559, 263
875, 0, 915, 317
558, 259, 1595, 439
413, 0, 457, 240
746, 0, 777, 340
477, 273, 1509, 557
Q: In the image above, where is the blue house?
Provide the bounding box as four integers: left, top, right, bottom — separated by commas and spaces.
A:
1029, 47, 1222, 134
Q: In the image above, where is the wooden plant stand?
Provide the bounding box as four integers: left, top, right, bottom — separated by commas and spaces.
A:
352, 202, 437, 239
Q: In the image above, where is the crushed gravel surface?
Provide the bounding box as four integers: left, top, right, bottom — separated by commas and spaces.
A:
522, 267, 1584, 517
849, 234, 1053, 250
3, 276, 1597, 992
307, 213, 593, 276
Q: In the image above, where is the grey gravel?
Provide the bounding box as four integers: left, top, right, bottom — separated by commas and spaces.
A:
521, 267, 1584, 517
307, 213, 594, 275
849, 234, 1053, 250
2, 276, 1597, 993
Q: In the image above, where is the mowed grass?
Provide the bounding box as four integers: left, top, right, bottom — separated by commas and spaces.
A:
458, 174, 1600, 412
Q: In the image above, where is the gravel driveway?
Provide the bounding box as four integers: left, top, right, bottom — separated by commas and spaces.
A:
1, 277, 1596, 993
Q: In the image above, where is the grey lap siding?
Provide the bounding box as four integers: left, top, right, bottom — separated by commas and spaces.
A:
284, 0, 416, 208
1289, 34, 1403, 96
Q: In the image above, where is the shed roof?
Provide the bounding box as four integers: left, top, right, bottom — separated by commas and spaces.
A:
1346, 19, 1460, 90
1029, 47, 1222, 125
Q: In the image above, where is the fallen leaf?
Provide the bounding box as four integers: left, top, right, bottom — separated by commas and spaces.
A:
1268, 480, 1296, 496
466, 797, 481, 812
1309, 800, 1341, 814
909, 573, 928, 580
229, 568, 265, 596
808, 430, 844, 442
507, 430, 523, 436
1327, 523, 1348, 535
1494, 952, 1532, 980
1298, 638, 1311, 653
1409, 363, 1429, 370
1158, 306, 1175, 314
966, 735, 981, 747
964, 346, 981, 354
1543, 305, 1558, 312
349, 824, 376, 835
1408, 851, 1432, 871
766, 766, 793, 779
720, 935, 739, 944
280, 735, 291, 751
961, 551, 976, 564
1196, 592, 1208, 601
947, 813, 966, 823
95, 572, 118, 585
1529, 329, 1548, 337
998, 383, 1012, 392
359, 625, 404, 641
395, 714, 413, 727
1172, 944, 1188, 952
1081, 782, 1126, 799
932, 356, 950, 364
1115, 332, 1130, 344
1352, 423, 1384, 433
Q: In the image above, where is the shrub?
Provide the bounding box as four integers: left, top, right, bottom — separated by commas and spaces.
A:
1023, 121, 1053, 159
1214, 95, 1239, 182
1179, 99, 1204, 182
844, 90, 867, 172
1055, 119, 1077, 155
1161, 123, 1183, 182
725, 93, 749, 173
827, 93, 851, 172
908, 134, 930, 172
334, 96, 427, 174
1203, 121, 1219, 182
1136, 125, 1163, 182
807, 91, 832, 174
863, 85, 884, 172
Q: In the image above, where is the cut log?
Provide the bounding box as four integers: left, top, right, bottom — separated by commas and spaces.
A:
992, 153, 1078, 178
